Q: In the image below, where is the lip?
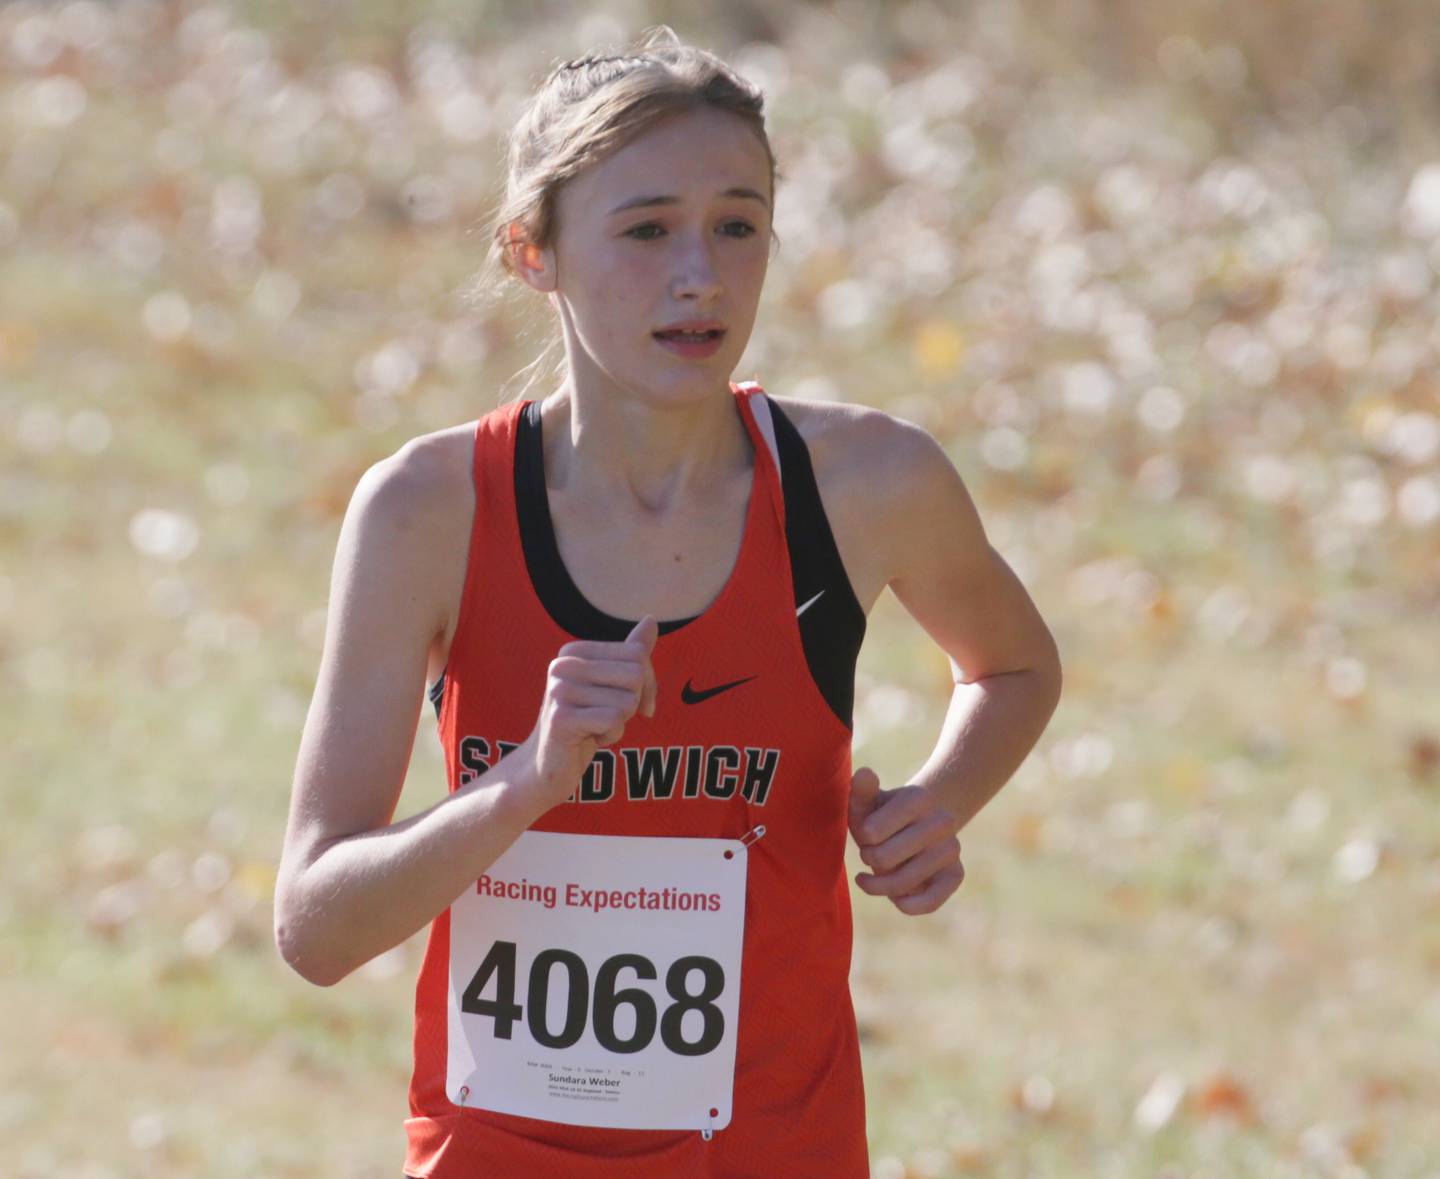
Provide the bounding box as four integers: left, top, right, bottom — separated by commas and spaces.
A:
653, 332, 726, 360
652, 319, 727, 361
653, 318, 726, 334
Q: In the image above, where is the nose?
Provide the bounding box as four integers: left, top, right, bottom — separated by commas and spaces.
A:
669, 233, 723, 303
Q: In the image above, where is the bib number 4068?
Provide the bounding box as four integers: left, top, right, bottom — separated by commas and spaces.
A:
462, 940, 725, 1057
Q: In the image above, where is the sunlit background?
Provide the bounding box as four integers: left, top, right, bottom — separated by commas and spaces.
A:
3, 1, 1438, 1176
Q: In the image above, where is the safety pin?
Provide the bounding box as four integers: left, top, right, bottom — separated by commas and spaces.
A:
740, 825, 766, 848
701, 1109, 716, 1141
457, 1085, 470, 1109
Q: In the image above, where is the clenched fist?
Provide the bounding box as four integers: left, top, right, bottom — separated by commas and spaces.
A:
848, 765, 965, 915
516, 614, 659, 810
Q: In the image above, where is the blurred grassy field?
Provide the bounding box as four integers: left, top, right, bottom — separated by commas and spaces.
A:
3, 1, 1439, 1176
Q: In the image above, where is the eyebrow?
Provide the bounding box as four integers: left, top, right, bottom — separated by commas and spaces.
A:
606, 187, 771, 215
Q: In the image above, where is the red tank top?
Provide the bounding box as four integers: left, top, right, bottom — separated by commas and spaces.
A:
404, 383, 868, 1178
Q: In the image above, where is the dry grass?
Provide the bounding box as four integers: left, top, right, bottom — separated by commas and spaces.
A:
3, 1, 1438, 1175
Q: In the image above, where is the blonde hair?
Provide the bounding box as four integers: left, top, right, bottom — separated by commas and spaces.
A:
464, 29, 776, 403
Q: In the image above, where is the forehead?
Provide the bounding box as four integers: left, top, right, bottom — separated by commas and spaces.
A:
565, 106, 771, 211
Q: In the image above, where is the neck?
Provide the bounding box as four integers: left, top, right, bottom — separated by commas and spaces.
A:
539, 374, 754, 515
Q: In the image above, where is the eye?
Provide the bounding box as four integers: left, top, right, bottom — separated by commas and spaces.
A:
623, 222, 665, 241
719, 219, 757, 238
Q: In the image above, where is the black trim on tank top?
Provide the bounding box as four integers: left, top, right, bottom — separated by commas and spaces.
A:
430, 395, 866, 730
768, 398, 867, 729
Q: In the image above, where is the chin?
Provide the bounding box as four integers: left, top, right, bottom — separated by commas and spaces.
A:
639, 381, 729, 410
624, 364, 736, 405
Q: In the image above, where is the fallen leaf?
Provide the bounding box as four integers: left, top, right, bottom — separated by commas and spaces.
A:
1193, 1070, 1257, 1125
1408, 732, 1440, 782
1010, 812, 1045, 854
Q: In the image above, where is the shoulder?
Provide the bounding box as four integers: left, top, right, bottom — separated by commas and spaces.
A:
775, 392, 964, 532
351, 422, 476, 526
336, 422, 478, 635
770, 391, 1059, 681
766, 393, 968, 599
768, 393, 942, 482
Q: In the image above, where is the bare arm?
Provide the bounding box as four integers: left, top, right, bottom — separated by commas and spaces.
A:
883, 419, 1063, 826
274, 436, 659, 985
845, 413, 1063, 914
274, 439, 543, 985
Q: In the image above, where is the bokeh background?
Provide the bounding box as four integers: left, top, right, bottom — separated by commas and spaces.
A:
3, 1, 1439, 1176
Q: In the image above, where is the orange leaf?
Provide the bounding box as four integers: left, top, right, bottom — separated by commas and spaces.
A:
1010, 812, 1044, 854
1408, 732, 1440, 783
1345, 1122, 1381, 1163
1193, 1071, 1257, 1124
914, 322, 966, 379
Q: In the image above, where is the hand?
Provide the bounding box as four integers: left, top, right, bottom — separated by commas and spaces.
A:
847, 766, 965, 915
519, 615, 659, 809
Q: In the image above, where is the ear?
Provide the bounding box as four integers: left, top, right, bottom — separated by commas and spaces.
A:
508, 227, 557, 293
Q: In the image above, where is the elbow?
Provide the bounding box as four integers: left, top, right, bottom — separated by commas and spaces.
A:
1026, 643, 1063, 719
275, 921, 348, 988
1040, 632, 1064, 700
1046, 655, 1064, 711
274, 896, 350, 988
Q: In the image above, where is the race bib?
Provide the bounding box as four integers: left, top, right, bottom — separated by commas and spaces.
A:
447, 830, 752, 1132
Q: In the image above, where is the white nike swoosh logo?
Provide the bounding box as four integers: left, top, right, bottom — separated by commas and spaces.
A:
796, 590, 825, 617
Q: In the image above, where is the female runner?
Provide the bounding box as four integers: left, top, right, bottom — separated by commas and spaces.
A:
276, 28, 1062, 1179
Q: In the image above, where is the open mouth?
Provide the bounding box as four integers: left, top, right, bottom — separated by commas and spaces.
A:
652, 329, 726, 343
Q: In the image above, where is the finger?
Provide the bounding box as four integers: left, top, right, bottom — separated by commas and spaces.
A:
556, 621, 655, 662
847, 767, 883, 834
551, 656, 646, 693
625, 613, 659, 652
891, 862, 966, 916
855, 836, 957, 894
625, 615, 659, 717
556, 639, 635, 660
554, 681, 642, 714
855, 838, 959, 898
566, 705, 629, 744
858, 810, 958, 873
641, 650, 657, 718
856, 785, 933, 846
